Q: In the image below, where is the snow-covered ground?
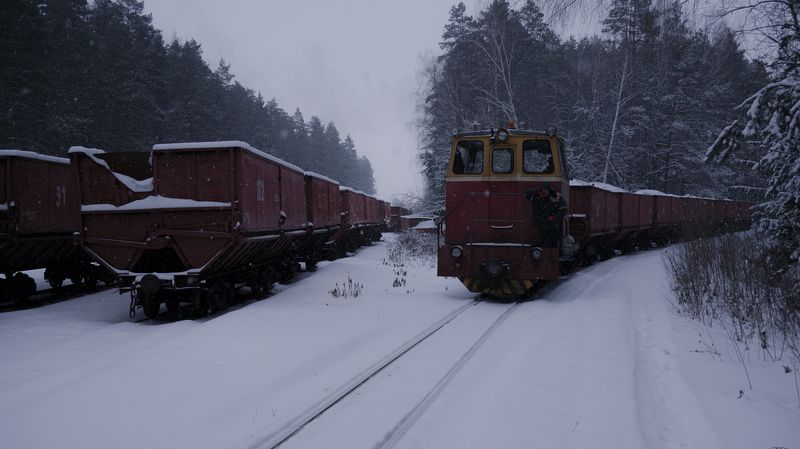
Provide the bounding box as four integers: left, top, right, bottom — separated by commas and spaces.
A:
0, 237, 797, 449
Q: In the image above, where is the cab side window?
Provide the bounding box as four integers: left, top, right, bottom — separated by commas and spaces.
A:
492, 148, 514, 174
558, 141, 569, 179
523, 140, 554, 174
452, 140, 484, 174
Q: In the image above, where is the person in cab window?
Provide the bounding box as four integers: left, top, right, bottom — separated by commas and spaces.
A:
453, 145, 482, 174
466, 148, 482, 173
453, 149, 465, 173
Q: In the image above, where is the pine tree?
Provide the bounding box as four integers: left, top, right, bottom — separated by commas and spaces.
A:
706, 7, 800, 264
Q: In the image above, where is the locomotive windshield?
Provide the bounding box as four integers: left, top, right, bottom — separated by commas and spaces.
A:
492, 148, 514, 174
523, 140, 554, 174
452, 140, 484, 174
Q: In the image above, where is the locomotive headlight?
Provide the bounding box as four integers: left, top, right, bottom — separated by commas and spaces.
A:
496, 129, 509, 142
530, 247, 544, 261
451, 246, 463, 258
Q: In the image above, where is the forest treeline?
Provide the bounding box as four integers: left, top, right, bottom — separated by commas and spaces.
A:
417, 0, 767, 207
1, 0, 376, 193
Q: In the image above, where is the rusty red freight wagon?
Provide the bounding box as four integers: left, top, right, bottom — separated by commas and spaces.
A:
0, 150, 104, 299
383, 201, 391, 226
567, 181, 623, 257
70, 141, 315, 318
326, 187, 386, 254
291, 171, 342, 271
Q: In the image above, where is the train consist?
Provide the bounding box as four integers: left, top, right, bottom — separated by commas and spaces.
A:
3, 130, 752, 309
437, 128, 751, 297
0, 150, 107, 300
68, 141, 389, 318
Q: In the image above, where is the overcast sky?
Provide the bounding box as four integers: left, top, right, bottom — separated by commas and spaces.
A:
144, 0, 469, 200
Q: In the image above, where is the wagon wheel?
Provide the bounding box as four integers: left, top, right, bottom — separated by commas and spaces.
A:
44, 265, 65, 289
12, 273, 37, 300
259, 268, 275, 295
305, 258, 318, 273
209, 282, 232, 312
82, 275, 98, 290
69, 272, 83, 286
139, 293, 161, 319
46, 275, 64, 289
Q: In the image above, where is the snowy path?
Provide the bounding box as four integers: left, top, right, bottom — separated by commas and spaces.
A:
0, 239, 797, 449
278, 255, 711, 449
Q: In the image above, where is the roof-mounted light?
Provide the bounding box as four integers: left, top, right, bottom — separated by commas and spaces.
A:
546, 126, 558, 137
496, 128, 509, 142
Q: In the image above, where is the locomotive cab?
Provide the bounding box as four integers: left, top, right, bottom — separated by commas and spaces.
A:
437, 128, 570, 297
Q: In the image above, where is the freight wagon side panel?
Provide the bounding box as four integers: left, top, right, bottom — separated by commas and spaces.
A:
343, 191, 366, 225
364, 197, 374, 224
619, 193, 639, 228
238, 151, 281, 231
339, 191, 351, 224
329, 183, 342, 226
70, 149, 154, 206
305, 177, 318, 227
82, 209, 231, 273
590, 189, 607, 232
604, 190, 620, 232
365, 196, 378, 224
13, 158, 74, 232
390, 206, 401, 229
306, 176, 340, 228
669, 197, 683, 224
354, 193, 368, 224
155, 150, 232, 203
638, 195, 654, 227
568, 186, 590, 237
321, 180, 341, 228
653, 196, 672, 225
280, 166, 307, 229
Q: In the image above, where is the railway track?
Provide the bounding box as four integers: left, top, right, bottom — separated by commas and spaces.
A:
244, 299, 521, 449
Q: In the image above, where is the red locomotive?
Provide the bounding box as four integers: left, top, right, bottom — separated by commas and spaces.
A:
437, 128, 751, 297
69, 141, 389, 319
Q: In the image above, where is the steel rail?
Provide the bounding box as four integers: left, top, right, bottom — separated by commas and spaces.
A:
243, 299, 482, 449
375, 301, 521, 449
